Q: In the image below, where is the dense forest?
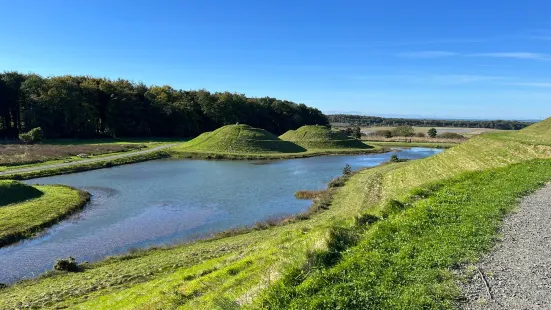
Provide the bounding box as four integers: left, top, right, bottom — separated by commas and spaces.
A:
0, 72, 328, 140
328, 114, 533, 130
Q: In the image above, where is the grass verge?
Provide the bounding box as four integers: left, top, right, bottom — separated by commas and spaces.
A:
0, 151, 170, 180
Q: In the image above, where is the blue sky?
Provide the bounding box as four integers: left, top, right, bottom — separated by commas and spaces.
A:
1, 0, 550, 120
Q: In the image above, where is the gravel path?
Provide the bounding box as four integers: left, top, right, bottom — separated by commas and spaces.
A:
462, 182, 551, 309
0, 144, 177, 176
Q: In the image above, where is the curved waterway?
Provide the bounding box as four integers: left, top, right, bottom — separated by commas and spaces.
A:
0, 148, 442, 283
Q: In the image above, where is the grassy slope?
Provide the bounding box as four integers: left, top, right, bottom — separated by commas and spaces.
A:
280, 125, 370, 149
174, 124, 306, 154
0, 182, 90, 247
0, 180, 43, 206
3, 119, 551, 308
259, 159, 551, 309
253, 118, 551, 308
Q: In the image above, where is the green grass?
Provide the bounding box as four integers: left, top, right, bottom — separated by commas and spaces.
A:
367, 141, 456, 148
0, 151, 170, 180
256, 159, 551, 309
280, 125, 370, 149
0, 184, 90, 247
175, 124, 307, 154
0, 180, 43, 206
2, 118, 551, 308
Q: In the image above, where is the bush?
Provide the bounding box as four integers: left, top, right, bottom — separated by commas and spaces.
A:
389, 154, 400, 163
374, 130, 392, 138
438, 132, 464, 139
414, 132, 426, 138
428, 127, 437, 138
391, 126, 415, 137
54, 257, 81, 272
352, 127, 361, 139
19, 127, 43, 144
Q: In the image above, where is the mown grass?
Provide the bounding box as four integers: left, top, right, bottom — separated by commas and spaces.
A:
176, 124, 307, 154
280, 125, 369, 149
0, 151, 170, 180
2, 119, 551, 308
0, 184, 90, 247
0, 180, 43, 206
256, 159, 551, 309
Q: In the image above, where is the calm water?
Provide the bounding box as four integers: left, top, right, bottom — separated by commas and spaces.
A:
0, 148, 442, 283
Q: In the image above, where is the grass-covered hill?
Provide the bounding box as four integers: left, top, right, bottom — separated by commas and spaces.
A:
3, 118, 551, 309
0, 180, 89, 247
174, 124, 306, 154
279, 125, 370, 149
0, 180, 42, 206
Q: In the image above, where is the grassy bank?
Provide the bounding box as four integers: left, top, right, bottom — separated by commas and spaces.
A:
2, 119, 551, 308
0, 182, 90, 247
257, 159, 551, 309
0, 150, 170, 181
367, 141, 457, 148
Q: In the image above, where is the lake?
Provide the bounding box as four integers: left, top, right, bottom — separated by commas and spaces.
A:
0, 148, 442, 283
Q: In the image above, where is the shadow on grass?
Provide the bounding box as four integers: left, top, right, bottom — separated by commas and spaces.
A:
0, 181, 43, 207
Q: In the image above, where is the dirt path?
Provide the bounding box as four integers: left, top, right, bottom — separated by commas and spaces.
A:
462, 182, 551, 309
0, 144, 177, 176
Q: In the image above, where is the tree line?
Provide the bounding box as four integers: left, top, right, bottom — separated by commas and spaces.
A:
328, 114, 533, 130
0, 72, 328, 140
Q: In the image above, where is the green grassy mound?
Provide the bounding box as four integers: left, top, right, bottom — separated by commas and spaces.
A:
177, 124, 306, 154
0, 184, 90, 247
280, 125, 370, 149
0, 180, 43, 206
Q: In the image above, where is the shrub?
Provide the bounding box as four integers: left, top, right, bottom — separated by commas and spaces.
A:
353, 127, 362, 139
428, 127, 437, 138
415, 132, 426, 138
342, 164, 352, 176
19, 127, 43, 144
438, 132, 464, 139
389, 154, 400, 163
374, 130, 392, 138
54, 257, 81, 272
328, 177, 346, 188
391, 126, 415, 137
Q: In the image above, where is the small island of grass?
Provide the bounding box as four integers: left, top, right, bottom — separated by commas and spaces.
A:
0, 180, 90, 247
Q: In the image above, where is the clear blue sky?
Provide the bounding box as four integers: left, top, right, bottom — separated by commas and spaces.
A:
1, 0, 550, 120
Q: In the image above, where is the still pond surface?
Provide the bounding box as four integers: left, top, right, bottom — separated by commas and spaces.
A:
0, 148, 442, 283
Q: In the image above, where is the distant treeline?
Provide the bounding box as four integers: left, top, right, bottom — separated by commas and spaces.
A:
0, 72, 328, 139
328, 114, 533, 130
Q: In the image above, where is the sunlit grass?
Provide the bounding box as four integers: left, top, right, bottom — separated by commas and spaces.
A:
0, 183, 89, 247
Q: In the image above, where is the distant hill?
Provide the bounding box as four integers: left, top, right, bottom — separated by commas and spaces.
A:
328, 114, 534, 130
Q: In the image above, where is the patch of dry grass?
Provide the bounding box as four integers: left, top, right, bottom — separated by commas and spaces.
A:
0, 143, 145, 166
